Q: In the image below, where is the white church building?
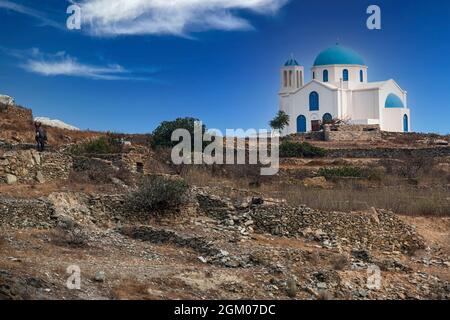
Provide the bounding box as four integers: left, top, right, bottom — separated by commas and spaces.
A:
279, 44, 411, 134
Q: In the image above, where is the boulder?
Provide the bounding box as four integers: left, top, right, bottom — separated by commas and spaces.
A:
432, 139, 449, 146
286, 277, 298, 298
33, 117, 79, 131
94, 271, 106, 282
31, 152, 41, 166
5, 174, 17, 185
36, 171, 45, 184
0, 95, 15, 106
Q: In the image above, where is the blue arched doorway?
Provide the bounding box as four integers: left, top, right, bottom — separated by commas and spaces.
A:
403, 114, 409, 132
297, 115, 307, 133
322, 113, 333, 123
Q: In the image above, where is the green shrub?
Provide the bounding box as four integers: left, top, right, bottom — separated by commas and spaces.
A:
70, 135, 123, 155
318, 167, 382, 181
151, 117, 207, 149
279, 141, 327, 158
128, 175, 188, 212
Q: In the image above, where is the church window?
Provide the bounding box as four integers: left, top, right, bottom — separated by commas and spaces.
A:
312, 72, 315, 80
343, 69, 349, 81
309, 92, 319, 111
360, 70, 364, 82
289, 70, 293, 86
323, 70, 328, 82
283, 71, 287, 87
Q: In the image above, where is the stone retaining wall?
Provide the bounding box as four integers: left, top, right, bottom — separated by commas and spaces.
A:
40, 152, 73, 181
0, 198, 55, 228
326, 147, 450, 159
0, 150, 72, 184
73, 148, 154, 174
324, 124, 381, 142
250, 203, 425, 253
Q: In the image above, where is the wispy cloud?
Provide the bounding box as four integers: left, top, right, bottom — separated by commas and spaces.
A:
0, 0, 63, 29
1, 47, 160, 81
0, 0, 289, 37
25, 55, 132, 81
77, 0, 289, 37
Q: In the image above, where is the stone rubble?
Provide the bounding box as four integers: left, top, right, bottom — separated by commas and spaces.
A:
196, 188, 425, 254
0, 186, 448, 300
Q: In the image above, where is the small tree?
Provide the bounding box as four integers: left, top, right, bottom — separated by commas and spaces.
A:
151, 117, 206, 149
270, 111, 290, 131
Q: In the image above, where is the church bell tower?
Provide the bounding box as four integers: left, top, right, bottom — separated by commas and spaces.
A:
280, 55, 304, 94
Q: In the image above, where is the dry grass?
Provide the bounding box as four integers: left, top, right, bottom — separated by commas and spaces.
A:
110, 279, 153, 300
179, 165, 257, 190
260, 183, 450, 217
0, 180, 123, 199
178, 163, 450, 217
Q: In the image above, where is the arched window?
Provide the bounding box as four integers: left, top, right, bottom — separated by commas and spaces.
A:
309, 92, 319, 111
289, 70, 293, 86
297, 115, 307, 133
360, 70, 364, 82
283, 71, 287, 87
323, 70, 328, 82
322, 113, 333, 124
312, 72, 315, 80
343, 69, 349, 81
403, 114, 409, 132
385, 94, 404, 108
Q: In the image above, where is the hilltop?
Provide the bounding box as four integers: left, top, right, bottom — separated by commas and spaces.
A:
0, 103, 449, 300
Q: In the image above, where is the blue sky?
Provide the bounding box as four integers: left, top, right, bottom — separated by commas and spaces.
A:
0, 0, 449, 134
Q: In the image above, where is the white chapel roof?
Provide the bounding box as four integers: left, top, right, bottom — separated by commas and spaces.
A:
353, 81, 388, 91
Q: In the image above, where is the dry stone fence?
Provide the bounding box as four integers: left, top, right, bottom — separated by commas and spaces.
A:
323, 124, 382, 142
0, 149, 72, 185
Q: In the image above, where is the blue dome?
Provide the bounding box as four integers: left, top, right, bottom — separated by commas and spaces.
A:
314, 45, 365, 66
284, 57, 299, 67
385, 94, 404, 108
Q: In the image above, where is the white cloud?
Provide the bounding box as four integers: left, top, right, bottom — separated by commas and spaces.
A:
1, 48, 154, 81
25, 56, 131, 80
77, 0, 289, 36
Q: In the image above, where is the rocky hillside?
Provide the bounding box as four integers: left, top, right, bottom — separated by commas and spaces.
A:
1, 104, 449, 300
0, 187, 449, 300
0, 103, 109, 147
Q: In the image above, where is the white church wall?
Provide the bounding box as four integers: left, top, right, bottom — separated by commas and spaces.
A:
350, 119, 380, 125
279, 95, 294, 135
381, 108, 410, 132
281, 82, 338, 134
311, 65, 367, 87
338, 90, 350, 119
379, 80, 407, 108
378, 80, 409, 132
352, 89, 380, 120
